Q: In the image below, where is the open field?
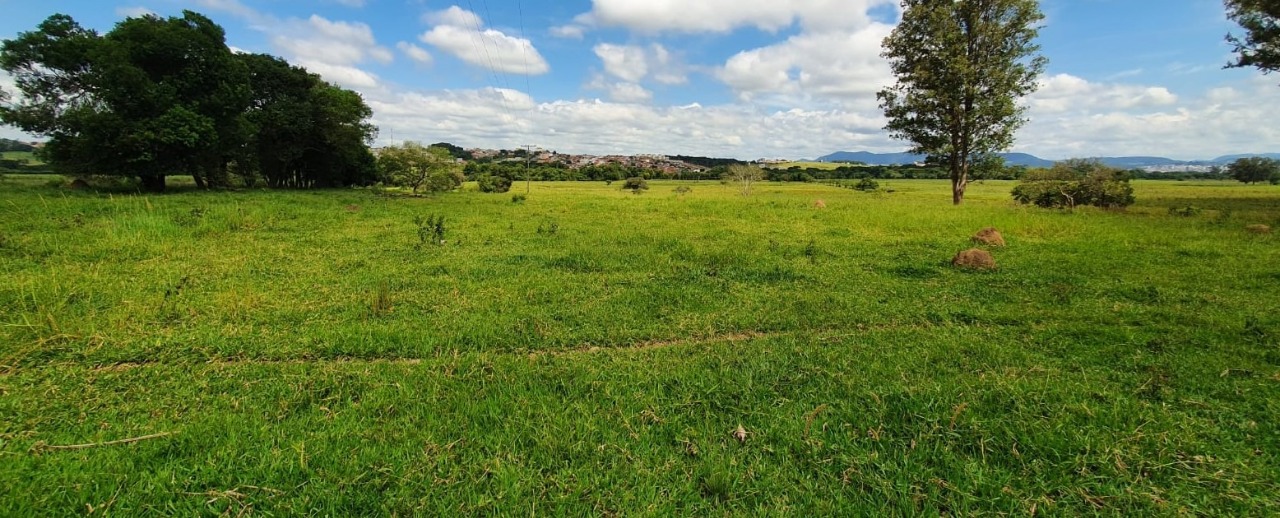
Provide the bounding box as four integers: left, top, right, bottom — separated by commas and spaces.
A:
1, 151, 41, 165
1, 176, 1278, 514
765, 161, 850, 170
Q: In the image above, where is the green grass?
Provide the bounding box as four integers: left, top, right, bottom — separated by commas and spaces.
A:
1, 176, 1278, 514
1, 150, 42, 165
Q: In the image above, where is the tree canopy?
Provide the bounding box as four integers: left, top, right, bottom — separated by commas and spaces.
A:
0, 11, 377, 191
878, 0, 1047, 205
1226, 156, 1280, 184
1225, 0, 1280, 81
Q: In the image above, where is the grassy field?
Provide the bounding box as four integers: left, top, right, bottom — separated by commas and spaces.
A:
1, 150, 42, 165
1, 176, 1277, 515
765, 161, 849, 170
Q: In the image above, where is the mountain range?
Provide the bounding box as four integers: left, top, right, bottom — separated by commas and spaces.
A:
816, 151, 1280, 169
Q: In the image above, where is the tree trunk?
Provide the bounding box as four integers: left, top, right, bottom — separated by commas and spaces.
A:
952, 178, 966, 205
140, 175, 166, 192
192, 172, 208, 190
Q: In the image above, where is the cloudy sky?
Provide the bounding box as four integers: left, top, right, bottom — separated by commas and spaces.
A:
1, 0, 1276, 160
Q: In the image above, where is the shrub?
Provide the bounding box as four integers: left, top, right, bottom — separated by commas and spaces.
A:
477, 174, 513, 193
674, 186, 692, 195
423, 170, 465, 193
623, 177, 649, 193
414, 214, 446, 248
511, 194, 527, 204
1012, 159, 1134, 209
854, 178, 880, 191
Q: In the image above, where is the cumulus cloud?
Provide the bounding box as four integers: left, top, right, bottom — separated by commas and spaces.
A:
580, 0, 897, 33
419, 6, 550, 75
593, 43, 686, 85
586, 75, 654, 103
1020, 76, 1280, 159
269, 15, 393, 88
718, 24, 895, 104
397, 42, 434, 66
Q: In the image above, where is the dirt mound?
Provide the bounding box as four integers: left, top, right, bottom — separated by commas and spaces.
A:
813, 199, 826, 209
1246, 224, 1272, 235
952, 249, 997, 270
971, 227, 1005, 247
67, 178, 91, 190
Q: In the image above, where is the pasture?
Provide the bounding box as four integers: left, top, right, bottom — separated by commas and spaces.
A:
1, 176, 1277, 515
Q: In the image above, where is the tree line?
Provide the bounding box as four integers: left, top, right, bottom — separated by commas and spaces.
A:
0, 12, 377, 191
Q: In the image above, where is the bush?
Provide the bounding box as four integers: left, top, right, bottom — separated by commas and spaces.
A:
511, 193, 527, 204
477, 174, 513, 193
423, 170, 465, 193
622, 177, 649, 193
1012, 159, 1134, 209
854, 178, 880, 191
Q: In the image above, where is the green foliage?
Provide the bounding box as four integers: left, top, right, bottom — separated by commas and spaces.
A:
511, 193, 527, 204
1168, 205, 1202, 217
1225, 0, 1280, 82
1012, 159, 1136, 208
1, 12, 376, 191
622, 176, 649, 193
414, 214, 446, 248
1226, 156, 1280, 184
878, 0, 1047, 204
854, 178, 880, 191
379, 143, 460, 194
476, 174, 513, 193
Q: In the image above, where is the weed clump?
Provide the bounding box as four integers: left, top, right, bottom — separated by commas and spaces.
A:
952, 249, 997, 270
511, 194, 527, 204
1168, 206, 1201, 217
414, 214, 446, 248
971, 227, 1006, 247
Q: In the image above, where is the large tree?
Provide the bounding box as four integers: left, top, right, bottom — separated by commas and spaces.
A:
2, 12, 377, 191
878, 0, 1047, 205
1225, 0, 1280, 81
1, 12, 248, 191
1227, 156, 1280, 184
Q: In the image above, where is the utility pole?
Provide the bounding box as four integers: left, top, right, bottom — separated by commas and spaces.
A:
523, 144, 537, 194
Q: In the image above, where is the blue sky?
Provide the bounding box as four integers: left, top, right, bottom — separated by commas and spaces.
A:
1, 0, 1275, 159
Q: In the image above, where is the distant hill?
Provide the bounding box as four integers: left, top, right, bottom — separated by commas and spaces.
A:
1211, 153, 1280, 164
818, 151, 1280, 169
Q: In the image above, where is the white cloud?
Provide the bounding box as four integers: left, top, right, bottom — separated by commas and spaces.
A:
550, 25, 586, 39
587, 75, 653, 103
580, 0, 897, 33
419, 7, 549, 75
1020, 76, 1280, 159
270, 15, 393, 88
1029, 74, 1179, 114
115, 6, 156, 18
593, 43, 686, 85
397, 42, 434, 66
718, 24, 895, 104
424, 6, 483, 28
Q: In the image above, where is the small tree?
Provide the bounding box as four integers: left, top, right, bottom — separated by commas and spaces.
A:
724, 164, 764, 195
1225, 0, 1280, 83
1227, 156, 1280, 184
622, 176, 649, 193
378, 142, 460, 193
878, 0, 1047, 205
1012, 158, 1134, 209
